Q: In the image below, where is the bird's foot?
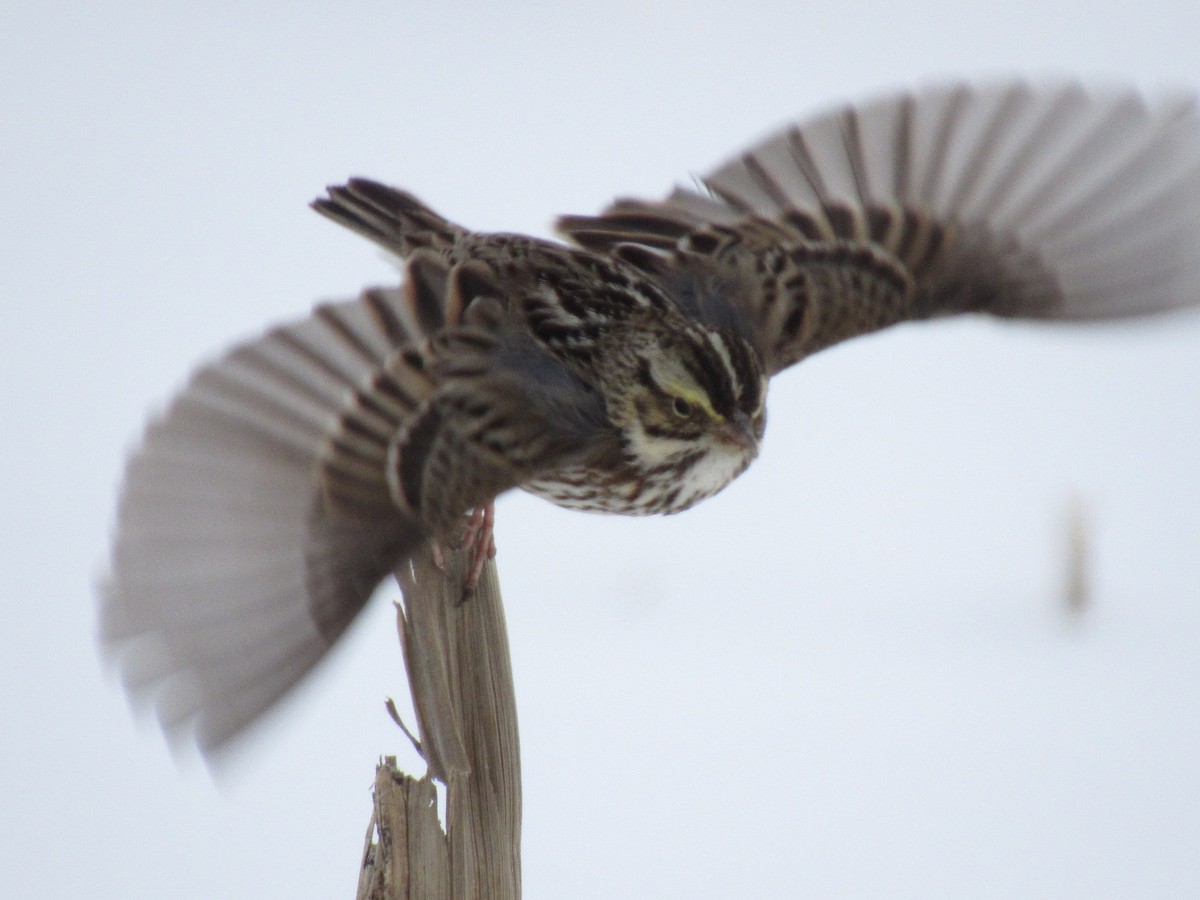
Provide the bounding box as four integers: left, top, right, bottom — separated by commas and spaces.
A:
430, 502, 497, 595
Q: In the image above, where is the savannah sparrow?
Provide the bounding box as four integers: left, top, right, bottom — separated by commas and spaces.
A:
104, 81, 1200, 751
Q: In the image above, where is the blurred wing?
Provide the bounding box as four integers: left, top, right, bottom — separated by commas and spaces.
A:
102, 286, 433, 752
560, 81, 1200, 373
102, 240, 598, 753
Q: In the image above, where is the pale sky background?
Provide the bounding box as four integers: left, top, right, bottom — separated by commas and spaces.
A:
4, 1, 1200, 897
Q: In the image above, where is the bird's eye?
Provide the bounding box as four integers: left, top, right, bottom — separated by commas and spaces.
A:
671, 396, 693, 418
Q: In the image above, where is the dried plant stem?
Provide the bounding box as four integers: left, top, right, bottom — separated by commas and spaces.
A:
357, 543, 521, 899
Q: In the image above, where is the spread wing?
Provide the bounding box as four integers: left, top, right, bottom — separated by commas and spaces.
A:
102, 226, 602, 753
559, 81, 1200, 375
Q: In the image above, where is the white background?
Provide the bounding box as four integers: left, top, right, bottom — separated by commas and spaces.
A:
4, 1, 1200, 896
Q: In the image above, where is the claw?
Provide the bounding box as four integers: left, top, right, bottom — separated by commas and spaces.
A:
430, 541, 447, 571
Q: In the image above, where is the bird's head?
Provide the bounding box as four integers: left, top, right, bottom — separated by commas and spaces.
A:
601, 319, 767, 513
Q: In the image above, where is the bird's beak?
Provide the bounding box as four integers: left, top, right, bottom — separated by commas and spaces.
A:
717, 411, 758, 452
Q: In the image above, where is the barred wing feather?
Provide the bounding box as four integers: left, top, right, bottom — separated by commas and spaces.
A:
561, 82, 1200, 373
700, 81, 1200, 320
102, 288, 430, 752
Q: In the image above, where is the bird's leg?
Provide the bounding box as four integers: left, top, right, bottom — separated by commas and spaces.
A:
430, 502, 497, 595
456, 502, 497, 593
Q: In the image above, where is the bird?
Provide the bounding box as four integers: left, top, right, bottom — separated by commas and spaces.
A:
102, 80, 1200, 753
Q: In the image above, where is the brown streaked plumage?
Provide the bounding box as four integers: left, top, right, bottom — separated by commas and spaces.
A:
103, 80, 1200, 752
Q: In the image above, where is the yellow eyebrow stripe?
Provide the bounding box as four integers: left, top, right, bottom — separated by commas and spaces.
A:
667, 382, 723, 421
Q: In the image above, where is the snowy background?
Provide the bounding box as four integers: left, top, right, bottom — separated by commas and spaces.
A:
4, 1, 1200, 896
